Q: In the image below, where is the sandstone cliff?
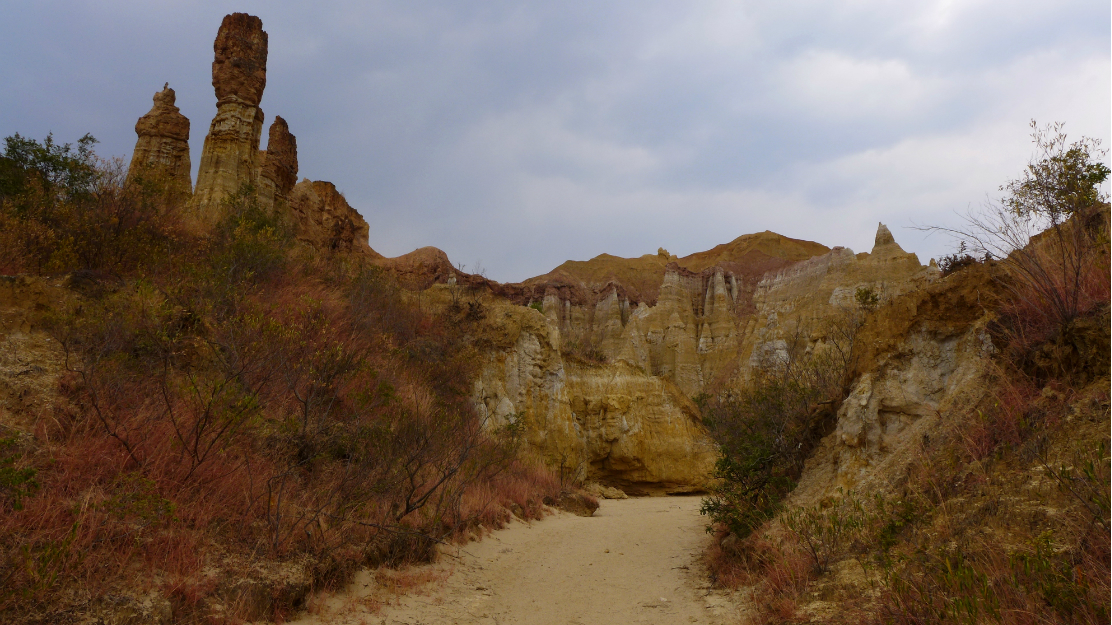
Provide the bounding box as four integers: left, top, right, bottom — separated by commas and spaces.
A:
459, 290, 717, 492
370, 224, 938, 489
738, 223, 938, 380
190, 13, 268, 227
127, 84, 191, 197
789, 263, 999, 506
288, 180, 377, 255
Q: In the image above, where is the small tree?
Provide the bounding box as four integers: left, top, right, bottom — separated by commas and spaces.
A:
926, 121, 1110, 329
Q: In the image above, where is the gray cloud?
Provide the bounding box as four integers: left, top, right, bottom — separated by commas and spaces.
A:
2, 0, 1107, 281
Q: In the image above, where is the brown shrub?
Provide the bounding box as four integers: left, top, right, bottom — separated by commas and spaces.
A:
0, 172, 565, 621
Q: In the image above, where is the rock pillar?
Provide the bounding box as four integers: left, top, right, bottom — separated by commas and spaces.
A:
127, 83, 191, 197
190, 13, 268, 227
257, 116, 298, 212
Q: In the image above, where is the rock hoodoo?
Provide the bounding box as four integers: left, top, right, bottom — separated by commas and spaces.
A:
211, 13, 268, 107
190, 13, 269, 226
131, 12, 379, 257
874, 222, 896, 248
257, 116, 298, 212
127, 83, 191, 196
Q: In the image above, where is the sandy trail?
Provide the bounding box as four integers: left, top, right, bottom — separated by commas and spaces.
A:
292, 496, 740, 625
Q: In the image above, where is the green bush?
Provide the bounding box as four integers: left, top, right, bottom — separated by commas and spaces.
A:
781, 490, 873, 574
700, 349, 842, 538
0, 133, 183, 276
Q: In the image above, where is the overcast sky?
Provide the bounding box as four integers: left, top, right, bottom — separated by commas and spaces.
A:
2, 1, 1108, 282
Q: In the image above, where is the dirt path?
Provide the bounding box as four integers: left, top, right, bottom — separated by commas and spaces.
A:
290, 496, 741, 624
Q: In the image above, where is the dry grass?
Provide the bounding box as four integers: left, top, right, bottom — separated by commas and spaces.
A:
0, 171, 573, 622
703, 214, 1110, 624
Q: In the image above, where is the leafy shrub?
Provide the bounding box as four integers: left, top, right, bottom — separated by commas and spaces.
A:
854, 286, 880, 311
781, 490, 873, 574
700, 347, 842, 538
938, 241, 985, 277
926, 121, 1110, 329
0, 133, 183, 276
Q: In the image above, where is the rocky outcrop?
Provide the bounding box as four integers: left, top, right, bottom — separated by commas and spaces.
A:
288, 180, 376, 255
788, 264, 1003, 506
257, 116, 297, 212
127, 84, 191, 197
737, 223, 939, 380
467, 294, 716, 491
0, 276, 70, 434
211, 14, 268, 107
367, 224, 943, 489
190, 13, 268, 227
129, 12, 378, 258
515, 231, 829, 396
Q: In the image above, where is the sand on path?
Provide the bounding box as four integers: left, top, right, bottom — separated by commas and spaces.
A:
291, 496, 741, 625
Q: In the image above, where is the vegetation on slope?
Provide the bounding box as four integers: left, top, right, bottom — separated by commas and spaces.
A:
702, 124, 1111, 624
0, 134, 571, 623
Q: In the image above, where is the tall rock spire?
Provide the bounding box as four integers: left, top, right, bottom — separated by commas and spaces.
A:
257, 115, 298, 212
871, 222, 908, 258
190, 13, 268, 227
127, 83, 191, 197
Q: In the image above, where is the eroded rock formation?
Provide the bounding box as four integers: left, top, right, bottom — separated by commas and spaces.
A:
468, 294, 717, 491
788, 264, 1002, 506
738, 224, 939, 375
371, 222, 942, 489
127, 84, 191, 196
128, 12, 379, 257
190, 13, 268, 227
257, 116, 298, 212
520, 231, 830, 395
288, 180, 376, 255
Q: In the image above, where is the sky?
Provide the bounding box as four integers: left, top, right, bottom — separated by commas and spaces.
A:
2, 1, 1108, 283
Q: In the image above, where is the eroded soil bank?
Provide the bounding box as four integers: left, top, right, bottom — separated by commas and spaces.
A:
289, 497, 742, 624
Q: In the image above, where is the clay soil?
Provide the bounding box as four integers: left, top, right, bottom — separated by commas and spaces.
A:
289, 497, 742, 625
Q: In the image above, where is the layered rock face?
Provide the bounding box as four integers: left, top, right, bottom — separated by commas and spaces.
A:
190, 13, 268, 226
469, 295, 717, 491
738, 223, 938, 378
127, 84, 191, 196
536, 265, 742, 397
524, 231, 829, 396
288, 180, 376, 255
377, 223, 941, 490
257, 116, 297, 212
788, 265, 1002, 506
